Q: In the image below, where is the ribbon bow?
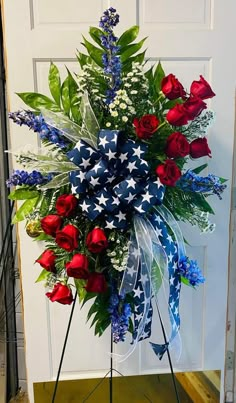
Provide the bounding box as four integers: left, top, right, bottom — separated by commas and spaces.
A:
67, 130, 165, 229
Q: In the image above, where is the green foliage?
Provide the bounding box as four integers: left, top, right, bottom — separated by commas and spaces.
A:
74, 279, 87, 302
164, 186, 215, 228
49, 62, 61, 107
89, 27, 104, 48
12, 197, 39, 224
16, 92, 60, 112
84, 292, 111, 337
61, 70, 80, 121
154, 61, 165, 93
81, 37, 104, 67
8, 188, 39, 200
77, 52, 92, 68
35, 269, 50, 283
117, 25, 139, 47
192, 163, 208, 174
120, 38, 147, 63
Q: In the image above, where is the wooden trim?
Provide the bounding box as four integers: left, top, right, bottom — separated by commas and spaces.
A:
176, 371, 220, 403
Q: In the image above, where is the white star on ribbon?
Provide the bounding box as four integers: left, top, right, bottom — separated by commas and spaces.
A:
174, 307, 178, 316
175, 282, 181, 291
141, 331, 150, 339
71, 184, 78, 194
132, 145, 145, 158
154, 227, 163, 238
170, 275, 175, 286
133, 287, 142, 298
153, 179, 163, 188
168, 252, 174, 263
170, 300, 175, 309
90, 176, 100, 187
126, 177, 136, 189
81, 200, 90, 212
93, 161, 102, 174
132, 248, 140, 259
94, 204, 103, 213
107, 175, 116, 184
105, 220, 116, 229
115, 211, 126, 222
80, 158, 91, 169
141, 273, 149, 283
97, 193, 109, 206
142, 191, 154, 203
167, 234, 173, 243
99, 136, 109, 148
135, 312, 144, 321
112, 196, 120, 206
127, 265, 136, 276
111, 133, 118, 143
173, 261, 178, 271
154, 215, 162, 224
119, 152, 128, 163
125, 192, 135, 203
135, 204, 145, 214
107, 149, 116, 160
76, 170, 86, 182
75, 141, 84, 152
127, 160, 137, 173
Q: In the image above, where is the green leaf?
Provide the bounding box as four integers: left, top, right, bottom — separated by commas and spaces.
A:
181, 276, 194, 287
61, 76, 70, 116
17, 92, 60, 112
8, 188, 39, 200
77, 52, 92, 68
86, 301, 99, 322
12, 197, 39, 224
95, 318, 110, 337
67, 70, 81, 122
33, 233, 52, 242
120, 38, 147, 63
81, 291, 97, 307
35, 269, 50, 283
154, 61, 165, 92
118, 25, 139, 47
82, 37, 103, 67
89, 27, 104, 48
74, 279, 87, 302
192, 163, 208, 174
195, 193, 215, 214
122, 50, 146, 72
49, 62, 61, 106
164, 98, 184, 110
219, 177, 228, 184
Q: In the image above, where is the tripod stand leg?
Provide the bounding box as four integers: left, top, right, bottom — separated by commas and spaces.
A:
51, 291, 78, 403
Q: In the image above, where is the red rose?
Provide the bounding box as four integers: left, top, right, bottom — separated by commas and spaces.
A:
56, 194, 78, 217
66, 253, 89, 279
156, 159, 181, 186
133, 114, 159, 139
85, 273, 107, 293
165, 132, 190, 158
190, 137, 212, 158
55, 224, 80, 252
46, 283, 73, 305
161, 74, 186, 100
183, 96, 207, 120
41, 214, 62, 237
86, 228, 108, 254
36, 249, 56, 272
166, 104, 189, 126
190, 75, 215, 100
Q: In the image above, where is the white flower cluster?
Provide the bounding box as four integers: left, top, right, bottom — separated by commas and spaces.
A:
107, 238, 130, 272
76, 64, 102, 101
106, 89, 135, 128
191, 210, 216, 234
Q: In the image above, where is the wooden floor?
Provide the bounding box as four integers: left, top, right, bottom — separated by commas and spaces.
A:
34, 374, 193, 403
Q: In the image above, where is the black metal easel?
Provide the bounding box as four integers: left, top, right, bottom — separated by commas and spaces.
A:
51, 293, 181, 403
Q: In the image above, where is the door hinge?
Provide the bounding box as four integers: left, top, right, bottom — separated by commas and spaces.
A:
226, 350, 234, 370
225, 390, 234, 403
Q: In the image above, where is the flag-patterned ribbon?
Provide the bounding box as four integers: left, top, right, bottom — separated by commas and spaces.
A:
67, 130, 165, 229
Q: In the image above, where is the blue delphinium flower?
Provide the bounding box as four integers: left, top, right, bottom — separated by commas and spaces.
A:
99, 7, 121, 104
9, 110, 69, 149
108, 291, 132, 343
177, 170, 226, 199
6, 169, 52, 187
178, 256, 205, 287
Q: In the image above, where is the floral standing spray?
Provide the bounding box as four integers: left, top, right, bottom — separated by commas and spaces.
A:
7, 8, 226, 359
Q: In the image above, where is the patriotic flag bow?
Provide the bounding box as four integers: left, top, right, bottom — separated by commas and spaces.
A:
67, 129, 165, 229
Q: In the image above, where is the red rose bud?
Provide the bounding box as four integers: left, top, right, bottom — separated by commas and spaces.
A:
161, 74, 186, 100
36, 249, 56, 272
55, 224, 80, 252
133, 114, 159, 140
85, 273, 107, 293
66, 253, 89, 279
166, 104, 189, 126
190, 75, 215, 100
183, 96, 207, 120
165, 132, 190, 158
86, 228, 108, 254
41, 214, 62, 237
156, 159, 181, 187
190, 137, 212, 158
46, 283, 73, 305
56, 194, 78, 217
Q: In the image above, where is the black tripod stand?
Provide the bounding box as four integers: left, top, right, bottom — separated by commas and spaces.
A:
51, 292, 180, 403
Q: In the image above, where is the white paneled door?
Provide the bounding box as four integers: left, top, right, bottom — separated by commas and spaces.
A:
2, 1, 236, 402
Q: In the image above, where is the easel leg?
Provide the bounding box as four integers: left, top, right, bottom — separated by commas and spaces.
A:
51, 291, 78, 403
